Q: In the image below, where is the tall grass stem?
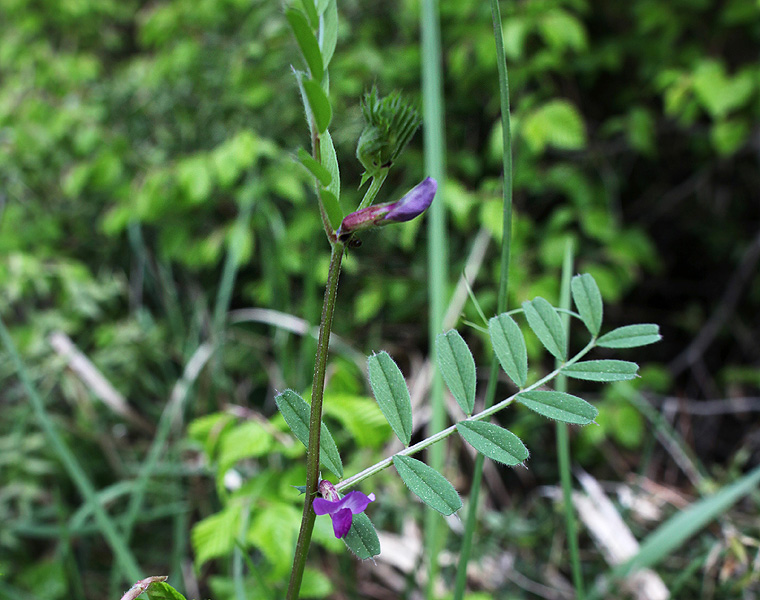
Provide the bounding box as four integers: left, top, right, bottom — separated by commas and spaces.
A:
453, 0, 514, 596
421, 0, 448, 594
556, 238, 585, 597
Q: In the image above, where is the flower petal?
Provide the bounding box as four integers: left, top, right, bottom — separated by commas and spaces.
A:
340, 491, 376, 514
332, 507, 353, 538
312, 497, 336, 515
383, 177, 436, 222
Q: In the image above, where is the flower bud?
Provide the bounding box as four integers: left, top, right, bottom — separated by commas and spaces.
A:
318, 479, 341, 502
336, 177, 437, 241
356, 88, 421, 179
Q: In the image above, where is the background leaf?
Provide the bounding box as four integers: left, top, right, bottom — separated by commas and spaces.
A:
436, 330, 476, 414
517, 390, 598, 425
522, 298, 567, 361
561, 359, 639, 382
571, 273, 603, 335
488, 313, 528, 387
274, 390, 343, 478
368, 352, 413, 446
523, 99, 587, 153
457, 421, 529, 466
393, 455, 462, 515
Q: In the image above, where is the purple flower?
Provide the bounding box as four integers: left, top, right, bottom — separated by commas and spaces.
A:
313, 480, 375, 539
383, 177, 437, 223
336, 177, 437, 240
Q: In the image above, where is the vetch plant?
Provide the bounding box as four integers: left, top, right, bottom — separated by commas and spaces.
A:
129, 2, 662, 599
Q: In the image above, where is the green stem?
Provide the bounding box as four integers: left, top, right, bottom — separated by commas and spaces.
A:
454, 0, 513, 596
556, 238, 585, 597
334, 337, 596, 494
357, 169, 389, 211
286, 241, 345, 600
421, 0, 447, 592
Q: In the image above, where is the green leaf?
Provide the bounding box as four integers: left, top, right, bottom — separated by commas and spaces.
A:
488, 313, 528, 387
561, 359, 639, 382
285, 9, 323, 82
517, 390, 598, 425
343, 512, 381, 559
457, 421, 529, 466
218, 421, 273, 473
191, 504, 241, 567
301, 568, 334, 598
393, 455, 462, 515
147, 583, 188, 600
571, 273, 603, 336
299, 0, 319, 27
711, 119, 749, 156
617, 463, 760, 577
692, 60, 754, 119
522, 298, 567, 361
523, 99, 587, 153
302, 79, 332, 133
368, 351, 413, 446
274, 390, 343, 477
319, 189, 343, 231
321, 394, 391, 448
321, 0, 338, 68
597, 324, 662, 348
297, 148, 331, 186
247, 503, 300, 577
436, 330, 476, 414
318, 130, 342, 230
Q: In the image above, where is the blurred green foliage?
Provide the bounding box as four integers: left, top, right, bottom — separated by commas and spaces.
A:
2, 0, 759, 597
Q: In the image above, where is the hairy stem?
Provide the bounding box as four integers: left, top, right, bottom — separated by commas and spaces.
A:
286, 242, 345, 600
